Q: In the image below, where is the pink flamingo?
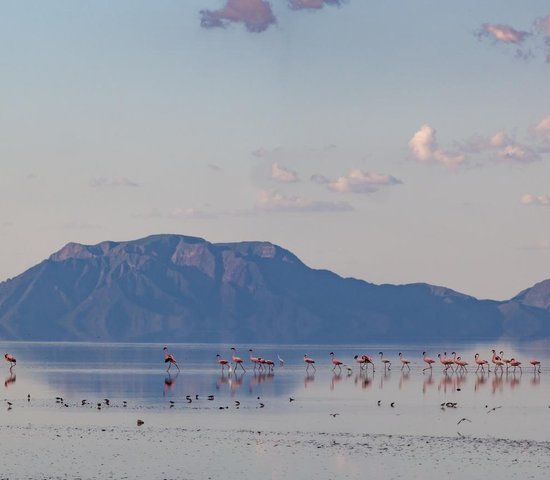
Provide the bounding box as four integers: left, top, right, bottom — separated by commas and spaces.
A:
329, 352, 343, 372
438, 353, 454, 373
499, 351, 512, 372
422, 352, 435, 372
354, 355, 368, 370
455, 356, 468, 373
261, 358, 274, 371
249, 349, 262, 370
509, 358, 522, 373
379, 352, 391, 371
231, 347, 246, 372
4, 353, 16, 367
398, 352, 411, 370
474, 353, 489, 373
530, 358, 541, 373
491, 350, 505, 373
163, 347, 179, 372
216, 354, 229, 372
304, 354, 316, 371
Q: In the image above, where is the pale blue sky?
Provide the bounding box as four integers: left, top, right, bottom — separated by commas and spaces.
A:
1, 0, 550, 300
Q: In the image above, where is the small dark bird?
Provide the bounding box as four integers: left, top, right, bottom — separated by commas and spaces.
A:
445, 402, 458, 408
330, 413, 339, 417
27, 394, 30, 402
487, 406, 502, 414
259, 403, 265, 408
377, 400, 381, 406
123, 401, 127, 407
457, 418, 471, 425
6, 401, 13, 407
195, 395, 199, 400
289, 397, 295, 402
81, 400, 87, 406
390, 402, 395, 408
186, 395, 192, 403
137, 419, 144, 426
170, 404, 174, 408
456, 388, 461, 391
169, 400, 175, 404
208, 395, 215, 401
104, 399, 110, 406
218, 406, 225, 410
234, 400, 240, 406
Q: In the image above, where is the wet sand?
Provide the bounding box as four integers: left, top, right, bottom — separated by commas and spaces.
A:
2, 406, 550, 479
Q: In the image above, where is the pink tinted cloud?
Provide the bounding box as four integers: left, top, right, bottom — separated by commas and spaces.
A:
271, 163, 299, 183
409, 125, 465, 169
200, 0, 276, 33
256, 189, 352, 212
478, 23, 529, 44
519, 194, 550, 206
464, 131, 541, 164
534, 116, 550, 142
313, 169, 401, 194
288, 0, 344, 10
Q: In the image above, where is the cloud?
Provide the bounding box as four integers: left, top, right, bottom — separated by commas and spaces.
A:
312, 169, 401, 194
256, 189, 353, 212
270, 162, 299, 183
288, 0, 344, 10
478, 23, 529, 44
409, 125, 465, 169
534, 116, 550, 142
200, 0, 276, 33
519, 194, 550, 206
208, 163, 221, 171
464, 131, 541, 164
90, 176, 139, 188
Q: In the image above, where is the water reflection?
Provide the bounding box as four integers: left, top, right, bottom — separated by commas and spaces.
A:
304, 372, 315, 389
4, 370, 16, 388
163, 372, 178, 396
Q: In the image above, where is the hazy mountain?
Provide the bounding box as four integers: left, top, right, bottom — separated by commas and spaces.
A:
0, 234, 549, 343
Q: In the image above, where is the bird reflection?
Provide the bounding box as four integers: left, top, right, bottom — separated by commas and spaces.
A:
4, 371, 16, 388
422, 372, 433, 394
330, 371, 343, 390
249, 371, 274, 392
216, 371, 230, 390
399, 370, 410, 390
228, 371, 245, 395
163, 371, 179, 396
530, 371, 541, 387
304, 372, 315, 388
355, 371, 373, 390
474, 372, 488, 392
507, 371, 521, 390
379, 369, 390, 389
491, 371, 504, 395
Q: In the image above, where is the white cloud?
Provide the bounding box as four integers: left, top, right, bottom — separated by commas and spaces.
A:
271, 163, 299, 183
256, 189, 352, 212
316, 169, 401, 194
534, 116, 550, 142
409, 125, 465, 169
519, 194, 550, 206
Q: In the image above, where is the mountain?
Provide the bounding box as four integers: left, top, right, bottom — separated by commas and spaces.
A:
0, 234, 549, 343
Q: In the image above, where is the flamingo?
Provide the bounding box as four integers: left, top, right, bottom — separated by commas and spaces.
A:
304, 354, 316, 371
398, 352, 411, 370
422, 352, 435, 372
4, 353, 16, 367
163, 347, 179, 372
216, 354, 229, 372
499, 351, 512, 372
509, 358, 522, 373
455, 356, 468, 373
379, 352, 391, 371
261, 358, 275, 371
474, 353, 489, 373
530, 358, 541, 373
438, 353, 454, 373
491, 350, 505, 373
231, 347, 246, 372
329, 352, 343, 372
354, 355, 367, 369
249, 349, 262, 370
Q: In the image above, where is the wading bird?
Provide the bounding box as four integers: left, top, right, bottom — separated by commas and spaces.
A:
422, 352, 435, 372
304, 354, 316, 371
216, 354, 229, 372
329, 352, 343, 372
231, 347, 246, 372
398, 353, 411, 370
4, 353, 16, 367
474, 353, 489, 373
163, 347, 179, 372
379, 352, 391, 371
530, 358, 541, 373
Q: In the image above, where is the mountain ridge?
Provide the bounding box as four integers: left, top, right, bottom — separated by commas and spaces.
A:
0, 234, 549, 342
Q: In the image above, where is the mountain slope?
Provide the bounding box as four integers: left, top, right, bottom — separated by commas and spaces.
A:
0, 234, 549, 342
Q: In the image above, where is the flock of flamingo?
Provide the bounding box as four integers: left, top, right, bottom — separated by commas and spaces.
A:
162, 347, 542, 375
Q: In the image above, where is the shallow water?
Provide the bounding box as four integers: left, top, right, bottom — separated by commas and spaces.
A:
1, 342, 549, 441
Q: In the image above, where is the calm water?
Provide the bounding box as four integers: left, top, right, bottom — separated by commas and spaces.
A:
1, 341, 548, 401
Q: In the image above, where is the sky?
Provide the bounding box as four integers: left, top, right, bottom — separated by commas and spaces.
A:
1, 0, 550, 301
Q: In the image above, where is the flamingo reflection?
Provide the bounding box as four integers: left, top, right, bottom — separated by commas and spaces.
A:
304, 372, 315, 388
474, 372, 488, 392
355, 370, 374, 390
330, 371, 343, 390
4, 371, 16, 388
422, 372, 433, 394
399, 369, 410, 390
163, 371, 178, 396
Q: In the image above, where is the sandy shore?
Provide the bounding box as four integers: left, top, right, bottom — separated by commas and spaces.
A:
2, 414, 550, 480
